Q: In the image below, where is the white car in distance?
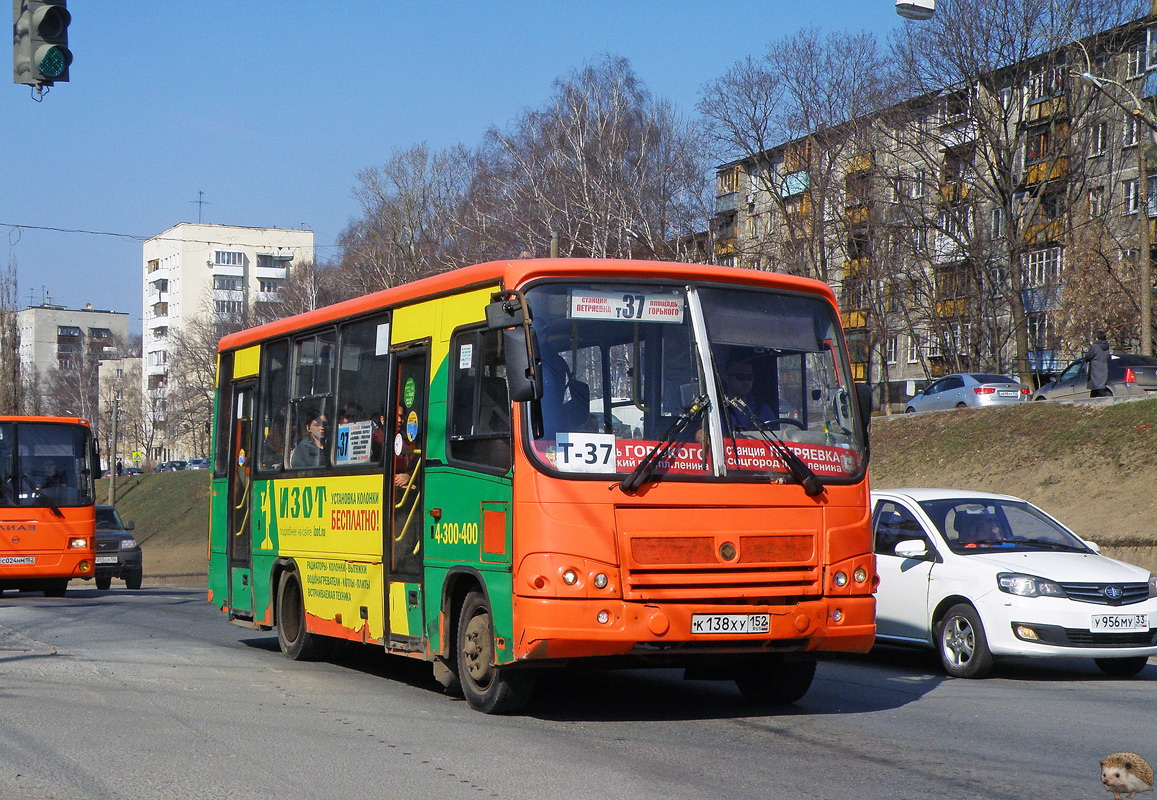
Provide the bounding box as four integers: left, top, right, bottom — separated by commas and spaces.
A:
871, 488, 1157, 678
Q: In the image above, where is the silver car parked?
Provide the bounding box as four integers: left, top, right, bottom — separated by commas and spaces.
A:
904, 373, 1028, 413
1031, 354, 1157, 401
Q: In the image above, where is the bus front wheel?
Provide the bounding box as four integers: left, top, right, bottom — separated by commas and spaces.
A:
42, 579, 68, 598
734, 657, 816, 705
456, 591, 535, 714
277, 570, 330, 661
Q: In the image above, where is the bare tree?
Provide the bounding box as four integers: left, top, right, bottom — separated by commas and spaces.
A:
889, 0, 1143, 381
0, 259, 21, 415
479, 55, 710, 261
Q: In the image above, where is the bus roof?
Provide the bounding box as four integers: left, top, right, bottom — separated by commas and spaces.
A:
0, 415, 92, 427
218, 258, 838, 352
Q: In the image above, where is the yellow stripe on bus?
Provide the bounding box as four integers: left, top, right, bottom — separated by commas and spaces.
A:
389, 581, 410, 637
234, 345, 261, 378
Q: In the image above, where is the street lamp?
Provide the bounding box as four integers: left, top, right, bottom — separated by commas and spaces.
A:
1078, 70, 1156, 355
896, 0, 934, 20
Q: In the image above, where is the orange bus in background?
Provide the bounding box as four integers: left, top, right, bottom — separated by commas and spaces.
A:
0, 416, 100, 597
209, 259, 876, 713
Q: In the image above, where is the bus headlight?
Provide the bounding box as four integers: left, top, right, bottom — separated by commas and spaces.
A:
68, 538, 87, 549
853, 567, 868, 584
833, 571, 848, 587
562, 569, 578, 586
593, 573, 608, 589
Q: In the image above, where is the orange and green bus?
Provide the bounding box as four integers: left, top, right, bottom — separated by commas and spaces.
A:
208, 258, 875, 712
0, 415, 100, 597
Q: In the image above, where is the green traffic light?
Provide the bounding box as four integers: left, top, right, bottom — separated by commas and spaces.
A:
35, 45, 71, 79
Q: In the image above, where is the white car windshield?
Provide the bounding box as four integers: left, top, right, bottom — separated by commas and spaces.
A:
918, 498, 1091, 554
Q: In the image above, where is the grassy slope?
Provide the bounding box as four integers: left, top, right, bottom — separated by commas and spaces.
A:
97, 397, 1157, 586
96, 470, 210, 585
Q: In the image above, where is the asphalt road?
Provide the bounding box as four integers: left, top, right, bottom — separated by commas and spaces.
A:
0, 587, 1152, 800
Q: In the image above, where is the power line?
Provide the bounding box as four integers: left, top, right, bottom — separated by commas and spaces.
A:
0, 221, 343, 252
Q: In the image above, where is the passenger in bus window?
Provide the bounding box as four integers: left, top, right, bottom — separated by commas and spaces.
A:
290, 408, 328, 468
261, 411, 286, 469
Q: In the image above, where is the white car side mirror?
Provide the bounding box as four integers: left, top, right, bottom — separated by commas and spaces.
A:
894, 539, 928, 559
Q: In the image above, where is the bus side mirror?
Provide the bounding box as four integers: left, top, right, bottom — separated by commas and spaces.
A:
855, 382, 872, 440
503, 328, 542, 402
487, 291, 542, 402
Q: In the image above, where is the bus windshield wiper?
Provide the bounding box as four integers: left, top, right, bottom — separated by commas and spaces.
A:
729, 398, 825, 497
619, 395, 710, 493
18, 473, 63, 518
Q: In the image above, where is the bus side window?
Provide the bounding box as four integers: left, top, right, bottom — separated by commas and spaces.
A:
333, 314, 392, 467
448, 328, 511, 472
259, 340, 290, 471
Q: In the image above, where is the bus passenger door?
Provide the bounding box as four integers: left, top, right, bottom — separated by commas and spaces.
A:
227, 382, 256, 617
385, 348, 427, 647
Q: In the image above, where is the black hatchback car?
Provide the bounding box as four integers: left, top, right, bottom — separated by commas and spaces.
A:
94, 505, 143, 590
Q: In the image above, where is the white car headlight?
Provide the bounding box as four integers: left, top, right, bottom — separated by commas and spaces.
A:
1149, 573, 1157, 599
120, 538, 138, 549
997, 572, 1065, 598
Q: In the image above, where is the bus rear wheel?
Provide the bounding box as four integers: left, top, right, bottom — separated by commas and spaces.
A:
734, 657, 817, 705
277, 570, 330, 661
456, 591, 535, 714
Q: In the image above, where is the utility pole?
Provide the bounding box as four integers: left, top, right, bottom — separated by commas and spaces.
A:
107, 391, 119, 505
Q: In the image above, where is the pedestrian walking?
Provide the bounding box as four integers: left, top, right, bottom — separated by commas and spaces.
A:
1085, 329, 1111, 398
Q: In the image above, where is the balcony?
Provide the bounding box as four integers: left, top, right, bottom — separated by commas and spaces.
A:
936, 298, 967, 317
781, 170, 809, 198
845, 203, 869, 227
847, 151, 874, 175
1023, 217, 1065, 245
1023, 156, 1069, 187
255, 291, 282, 304
1024, 95, 1068, 125
146, 290, 167, 305
254, 265, 288, 280
715, 191, 738, 214
715, 238, 736, 257
844, 257, 869, 277
938, 181, 970, 206
841, 309, 867, 329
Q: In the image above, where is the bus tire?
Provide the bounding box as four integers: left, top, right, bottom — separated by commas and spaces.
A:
95, 575, 112, 591
735, 657, 816, 705
42, 579, 68, 598
277, 570, 330, 661
456, 591, 535, 714
124, 569, 142, 591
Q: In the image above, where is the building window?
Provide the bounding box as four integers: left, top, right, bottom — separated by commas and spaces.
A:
147, 259, 160, 273
747, 214, 760, 240
215, 300, 244, 315
1088, 186, 1105, 217
214, 250, 244, 266
259, 280, 281, 294
1124, 115, 1140, 148
1125, 179, 1139, 214
990, 207, 1003, 238
257, 254, 278, 269
1091, 121, 1107, 156
1024, 247, 1063, 287
213, 276, 242, 291
907, 336, 919, 364
886, 335, 898, 365
1128, 45, 1145, 78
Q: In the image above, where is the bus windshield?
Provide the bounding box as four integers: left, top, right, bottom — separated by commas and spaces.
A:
0, 422, 96, 508
524, 281, 865, 482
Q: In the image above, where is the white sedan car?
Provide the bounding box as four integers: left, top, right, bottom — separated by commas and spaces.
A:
871, 489, 1157, 678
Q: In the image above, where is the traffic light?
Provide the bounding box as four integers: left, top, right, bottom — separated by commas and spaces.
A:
12, 0, 71, 87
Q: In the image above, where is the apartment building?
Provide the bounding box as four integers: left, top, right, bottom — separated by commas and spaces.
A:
713, 13, 1157, 410
17, 301, 129, 415
142, 223, 314, 461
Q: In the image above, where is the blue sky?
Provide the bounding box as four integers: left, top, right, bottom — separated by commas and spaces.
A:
2, 2, 913, 334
